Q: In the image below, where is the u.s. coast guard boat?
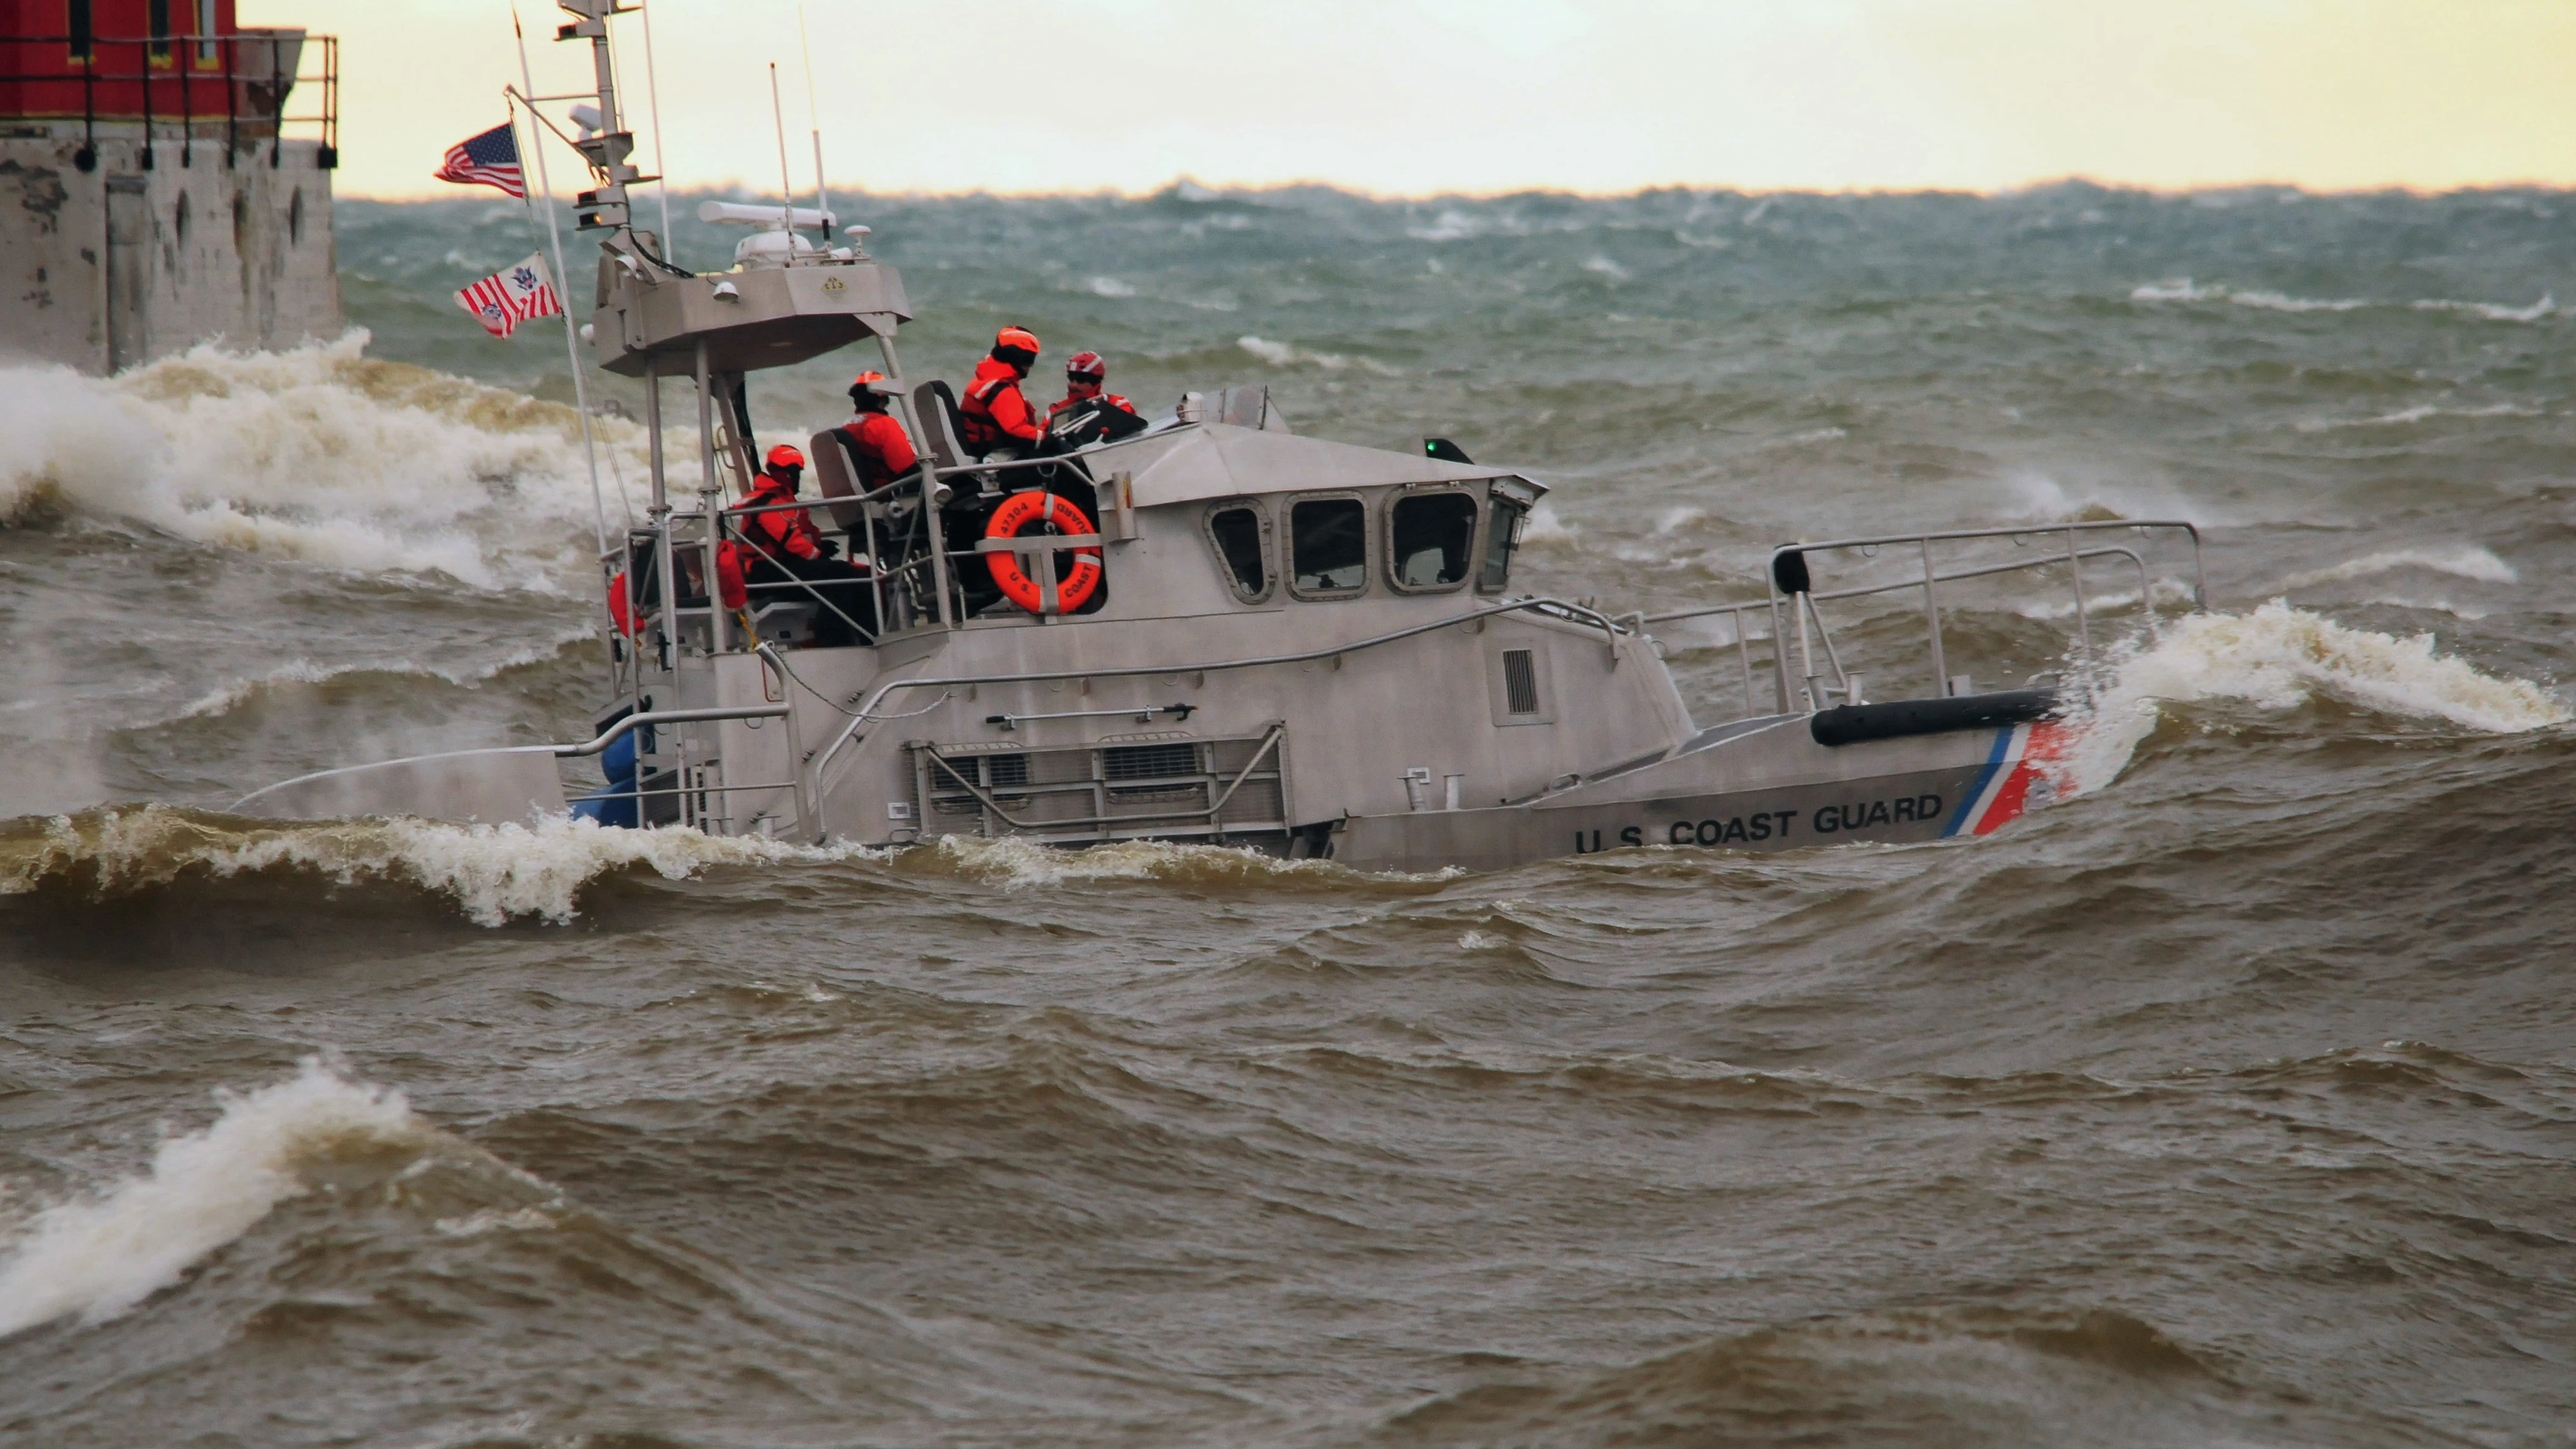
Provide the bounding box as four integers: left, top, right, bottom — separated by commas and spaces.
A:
233, 2, 2206, 870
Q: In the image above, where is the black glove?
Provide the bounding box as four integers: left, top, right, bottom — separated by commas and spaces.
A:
814, 537, 842, 560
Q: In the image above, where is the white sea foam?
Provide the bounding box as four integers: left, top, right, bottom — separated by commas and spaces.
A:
0, 1059, 419, 1337
2364, 595, 2492, 621
0, 333, 657, 590
1235, 335, 1401, 376
1, 809, 876, 926
2278, 545, 2517, 590
1519, 502, 1578, 544
2131, 280, 2555, 324
2414, 294, 2555, 322
2227, 291, 2367, 313
1085, 275, 1137, 298
2295, 402, 2540, 433
2012, 578, 2200, 620
2058, 601, 2569, 796
1580, 255, 1631, 281
925, 833, 1456, 890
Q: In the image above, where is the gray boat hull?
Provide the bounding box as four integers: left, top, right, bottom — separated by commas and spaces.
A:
1331, 715, 2068, 873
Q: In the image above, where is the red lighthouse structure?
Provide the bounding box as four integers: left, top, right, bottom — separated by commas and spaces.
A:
1, 1, 342, 373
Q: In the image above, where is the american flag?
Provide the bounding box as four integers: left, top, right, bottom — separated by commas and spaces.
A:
453, 253, 562, 339
434, 122, 526, 199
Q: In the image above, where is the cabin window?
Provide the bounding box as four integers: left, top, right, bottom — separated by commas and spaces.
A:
1289, 496, 1369, 598
196, 0, 218, 63
1203, 501, 1271, 602
1480, 496, 1527, 592
149, 0, 173, 59
67, 0, 92, 61
1387, 490, 1477, 592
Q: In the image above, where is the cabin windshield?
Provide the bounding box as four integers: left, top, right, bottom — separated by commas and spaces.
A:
1390, 492, 1477, 588
1291, 498, 1368, 594
1208, 505, 1267, 597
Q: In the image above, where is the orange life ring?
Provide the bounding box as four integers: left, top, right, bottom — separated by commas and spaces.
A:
983, 490, 1102, 615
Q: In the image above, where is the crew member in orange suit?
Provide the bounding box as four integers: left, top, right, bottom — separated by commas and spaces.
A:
728, 444, 876, 646
1048, 351, 1137, 420
958, 325, 1043, 460
830, 371, 920, 491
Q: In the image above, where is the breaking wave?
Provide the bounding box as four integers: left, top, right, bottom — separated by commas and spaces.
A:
2131, 279, 2556, 322
0, 333, 655, 590
0, 808, 877, 926
172, 626, 600, 721
2059, 600, 2569, 795
0, 1058, 423, 1337
2277, 545, 2517, 590
1235, 335, 1402, 375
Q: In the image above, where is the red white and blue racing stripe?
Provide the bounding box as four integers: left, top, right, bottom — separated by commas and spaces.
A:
1944, 720, 2074, 836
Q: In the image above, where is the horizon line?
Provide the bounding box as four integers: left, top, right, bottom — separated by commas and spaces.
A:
335, 173, 2576, 206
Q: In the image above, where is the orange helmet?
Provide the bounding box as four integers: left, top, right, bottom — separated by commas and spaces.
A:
765, 443, 805, 471
1065, 350, 1105, 381
994, 325, 1041, 355
850, 370, 887, 389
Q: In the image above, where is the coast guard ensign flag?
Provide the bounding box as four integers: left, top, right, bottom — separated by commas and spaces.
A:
455, 254, 562, 339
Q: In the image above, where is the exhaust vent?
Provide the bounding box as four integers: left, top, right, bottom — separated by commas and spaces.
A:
1502, 649, 1541, 715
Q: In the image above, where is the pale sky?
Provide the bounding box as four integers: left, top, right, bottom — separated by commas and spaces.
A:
250, 0, 2576, 200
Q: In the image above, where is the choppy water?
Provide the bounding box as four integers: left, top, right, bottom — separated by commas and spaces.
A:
4, 182, 2575, 1448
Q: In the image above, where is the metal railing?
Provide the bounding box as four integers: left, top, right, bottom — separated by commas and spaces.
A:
1, 31, 338, 171
1639, 521, 2205, 716
912, 724, 1288, 841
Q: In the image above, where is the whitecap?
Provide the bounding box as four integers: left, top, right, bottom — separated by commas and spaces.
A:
2413, 293, 2555, 322
0, 808, 879, 926
1235, 335, 1400, 376
2129, 278, 2214, 302
0, 1058, 419, 1336
2278, 545, 2517, 590
1517, 502, 1578, 544
2227, 290, 2367, 313
2293, 402, 2541, 432
172, 625, 599, 722
0, 333, 654, 591
2057, 601, 2569, 797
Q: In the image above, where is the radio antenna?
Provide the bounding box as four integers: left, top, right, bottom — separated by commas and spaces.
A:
769, 62, 795, 236
798, 5, 828, 235
638, 0, 675, 266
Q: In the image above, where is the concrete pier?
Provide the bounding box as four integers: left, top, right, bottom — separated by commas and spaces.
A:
0, 124, 342, 374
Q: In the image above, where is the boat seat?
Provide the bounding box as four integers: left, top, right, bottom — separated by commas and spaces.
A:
914, 381, 967, 471
750, 600, 820, 647
806, 428, 866, 532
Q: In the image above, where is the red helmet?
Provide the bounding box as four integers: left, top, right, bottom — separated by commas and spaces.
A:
1065, 350, 1105, 381
995, 325, 1041, 355
850, 370, 887, 389
765, 443, 805, 471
